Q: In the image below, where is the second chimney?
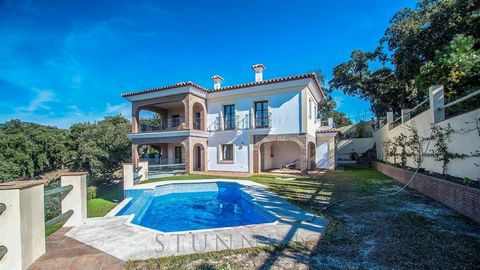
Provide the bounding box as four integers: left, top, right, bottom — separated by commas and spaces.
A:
211, 75, 224, 90
252, 64, 266, 82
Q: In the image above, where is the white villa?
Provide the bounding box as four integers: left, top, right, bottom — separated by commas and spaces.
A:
122, 64, 339, 175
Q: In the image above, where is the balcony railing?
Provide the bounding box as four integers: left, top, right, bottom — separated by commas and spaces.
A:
209, 113, 272, 131
254, 112, 272, 128
139, 116, 186, 132
224, 115, 239, 130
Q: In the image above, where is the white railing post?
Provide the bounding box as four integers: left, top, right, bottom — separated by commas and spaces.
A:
219, 111, 224, 131
60, 172, 87, 227
123, 163, 134, 189
138, 161, 149, 181
250, 108, 255, 129
401, 109, 411, 123
0, 181, 46, 270
386, 111, 394, 128
328, 117, 334, 128
429, 85, 445, 123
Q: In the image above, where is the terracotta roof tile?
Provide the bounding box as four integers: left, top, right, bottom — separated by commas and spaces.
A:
209, 73, 325, 97
121, 73, 324, 98
121, 81, 208, 97
317, 128, 341, 134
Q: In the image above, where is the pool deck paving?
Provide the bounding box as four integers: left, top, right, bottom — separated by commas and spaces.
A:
31, 179, 327, 268
28, 227, 124, 270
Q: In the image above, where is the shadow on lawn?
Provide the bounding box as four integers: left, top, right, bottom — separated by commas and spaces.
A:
253, 176, 335, 269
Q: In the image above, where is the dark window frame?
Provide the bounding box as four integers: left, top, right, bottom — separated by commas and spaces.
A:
221, 144, 234, 161
223, 104, 236, 130
254, 101, 269, 128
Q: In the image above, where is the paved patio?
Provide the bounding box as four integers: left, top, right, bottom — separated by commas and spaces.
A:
65, 179, 327, 261
30, 179, 327, 268
28, 227, 124, 270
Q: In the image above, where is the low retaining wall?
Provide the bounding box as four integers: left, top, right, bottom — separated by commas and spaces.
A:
373, 162, 480, 223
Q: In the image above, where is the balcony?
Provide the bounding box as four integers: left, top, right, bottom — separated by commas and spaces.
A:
208, 112, 272, 131
139, 116, 187, 133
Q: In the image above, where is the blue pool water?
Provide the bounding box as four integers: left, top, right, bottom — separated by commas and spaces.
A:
117, 182, 275, 232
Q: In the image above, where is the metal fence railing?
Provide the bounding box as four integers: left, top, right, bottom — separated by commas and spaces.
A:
378, 86, 480, 130
44, 183, 74, 228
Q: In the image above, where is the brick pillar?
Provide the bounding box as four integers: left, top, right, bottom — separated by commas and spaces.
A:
183, 96, 192, 130
131, 114, 139, 133
132, 144, 139, 167
183, 140, 192, 174
253, 138, 260, 173
299, 145, 308, 175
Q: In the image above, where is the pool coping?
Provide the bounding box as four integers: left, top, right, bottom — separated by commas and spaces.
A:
66, 179, 327, 260
107, 180, 281, 235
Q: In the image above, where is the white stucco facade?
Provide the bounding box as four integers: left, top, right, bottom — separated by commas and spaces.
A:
123, 67, 338, 174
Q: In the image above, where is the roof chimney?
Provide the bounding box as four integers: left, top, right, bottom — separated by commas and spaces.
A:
211, 75, 224, 90
251, 64, 266, 82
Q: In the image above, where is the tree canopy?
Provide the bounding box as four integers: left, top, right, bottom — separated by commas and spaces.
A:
313, 69, 352, 127
330, 0, 479, 117
0, 115, 131, 183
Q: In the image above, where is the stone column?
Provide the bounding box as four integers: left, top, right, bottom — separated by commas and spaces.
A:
60, 172, 87, 227
429, 85, 445, 123
0, 181, 46, 270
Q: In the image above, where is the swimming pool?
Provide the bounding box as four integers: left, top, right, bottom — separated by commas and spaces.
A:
116, 182, 276, 232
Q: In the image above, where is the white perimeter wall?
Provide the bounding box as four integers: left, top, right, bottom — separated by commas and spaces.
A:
374, 108, 480, 179
337, 138, 375, 160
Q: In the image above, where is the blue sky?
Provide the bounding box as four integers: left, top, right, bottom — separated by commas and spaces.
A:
0, 0, 416, 128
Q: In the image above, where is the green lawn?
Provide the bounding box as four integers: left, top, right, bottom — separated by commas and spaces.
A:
126, 168, 480, 270
87, 181, 123, 218
45, 181, 123, 237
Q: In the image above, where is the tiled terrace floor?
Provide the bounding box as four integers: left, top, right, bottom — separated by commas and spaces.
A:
28, 227, 124, 270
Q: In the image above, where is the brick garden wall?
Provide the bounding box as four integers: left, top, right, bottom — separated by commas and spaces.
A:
373, 162, 480, 223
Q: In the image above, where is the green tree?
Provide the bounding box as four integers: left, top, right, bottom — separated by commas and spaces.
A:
71, 115, 131, 182
330, 0, 479, 117
313, 69, 352, 127
0, 120, 72, 182
415, 35, 480, 98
